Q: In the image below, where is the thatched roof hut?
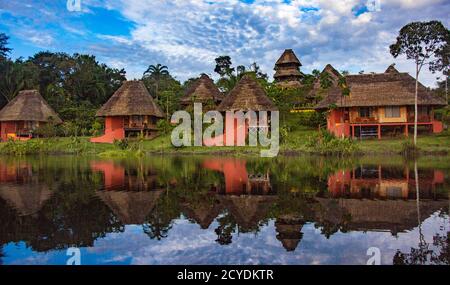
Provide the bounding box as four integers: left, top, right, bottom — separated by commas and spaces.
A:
0, 90, 62, 123
315, 68, 446, 109
96, 80, 164, 117
274, 49, 303, 88
180, 74, 223, 106
182, 200, 223, 229
217, 75, 278, 112
219, 195, 276, 231
314, 198, 448, 235
96, 190, 162, 225
275, 214, 305, 252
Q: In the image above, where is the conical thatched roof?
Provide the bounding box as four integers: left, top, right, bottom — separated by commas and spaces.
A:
217, 75, 278, 112
96, 190, 162, 225
385, 64, 400, 74
96, 81, 164, 117
275, 214, 305, 252
315, 67, 447, 109
275, 49, 302, 66
182, 200, 223, 229
219, 195, 276, 231
0, 90, 62, 123
180, 74, 224, 105
0, 184, 53, 216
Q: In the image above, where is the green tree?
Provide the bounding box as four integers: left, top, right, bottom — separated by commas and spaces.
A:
390, 21, 449, 146
143, 64, 169, 100
0, 33, 11, 60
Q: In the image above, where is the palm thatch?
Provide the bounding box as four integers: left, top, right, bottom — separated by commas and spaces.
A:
217, 75, 278, 112
274, 49, 303, 85
96, 190, 162, 225
315, 67, 446, 109
315, 198, 448, 234
182, 200, 223, 229
96, 80, 164, 117
0, 184, 53, 216
0, 90, 62, 123
275, 214, 305, 252
180, 74, 224, 106
219, 195, 276, 231
275, 49, 302, 66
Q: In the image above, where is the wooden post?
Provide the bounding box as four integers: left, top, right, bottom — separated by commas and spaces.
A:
377, 125, 381, 139
404, 124, 409, 137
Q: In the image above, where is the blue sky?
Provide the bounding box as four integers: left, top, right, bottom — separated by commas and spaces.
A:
0, 0, 449, 86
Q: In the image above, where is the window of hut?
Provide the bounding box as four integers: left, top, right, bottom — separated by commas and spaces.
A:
385, 106, 401, 118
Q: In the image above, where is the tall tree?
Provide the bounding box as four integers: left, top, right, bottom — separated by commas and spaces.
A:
0, 33, 11, 60
390, 21, 450, 146
214, 55, 234, 77
143, 64, 169, 100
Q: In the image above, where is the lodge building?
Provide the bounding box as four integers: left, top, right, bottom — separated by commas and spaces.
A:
0, 90, 62, 142
315, 65, 446, 139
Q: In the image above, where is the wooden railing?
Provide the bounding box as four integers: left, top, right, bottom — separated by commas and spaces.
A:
352, 117, 378, 124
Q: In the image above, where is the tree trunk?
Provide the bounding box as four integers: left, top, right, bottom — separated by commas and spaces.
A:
414, 64, 419, 146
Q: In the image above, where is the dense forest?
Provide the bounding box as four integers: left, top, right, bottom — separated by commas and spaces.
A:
0, 32, 448, 137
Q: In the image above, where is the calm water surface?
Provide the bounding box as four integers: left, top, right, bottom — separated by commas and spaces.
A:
0, 155, 449, 265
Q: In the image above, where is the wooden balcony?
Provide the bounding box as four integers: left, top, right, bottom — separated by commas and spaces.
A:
351, 117, 379, 124
407, 114, 432, 123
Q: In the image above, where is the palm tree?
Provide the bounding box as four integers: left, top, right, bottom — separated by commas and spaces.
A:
143, 64, 169, 100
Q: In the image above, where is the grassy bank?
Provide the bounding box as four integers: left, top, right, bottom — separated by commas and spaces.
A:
0, 128, 449, 156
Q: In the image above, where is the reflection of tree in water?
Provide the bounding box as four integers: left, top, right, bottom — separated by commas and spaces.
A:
214, 212, 237, 245
142, 191, 180, 241
394, 232, 450, 265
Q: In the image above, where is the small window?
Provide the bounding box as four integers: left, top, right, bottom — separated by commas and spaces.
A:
359, 107, 371, 118
385, 106, 401, 118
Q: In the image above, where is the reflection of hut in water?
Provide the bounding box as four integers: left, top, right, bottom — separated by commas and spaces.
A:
0, 184, 53, 217
0, 162, 33, 184
326, 165, 446, 200
203, 158, 273, 195
96, 190, 162, 225
219, 195, 276, 231
275, 215, 305, 252
91, 161, 159, 191
181, 200, 223, 229
314, 198, 448, 236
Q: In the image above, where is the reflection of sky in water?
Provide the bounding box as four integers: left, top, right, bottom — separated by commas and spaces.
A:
3, 212, 448, 265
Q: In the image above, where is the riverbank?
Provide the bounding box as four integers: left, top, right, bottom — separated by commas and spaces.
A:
0, 128, 449, 156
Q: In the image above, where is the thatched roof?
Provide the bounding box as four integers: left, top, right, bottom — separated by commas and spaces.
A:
315, 68, 446, 109
217, 75, 278, 112
0, 184, 53, 216
180, 74, 224, 105
385, 64, 400, 74
274, 69, 303, 78
275, 49, 302, 66
182, 200, 223, 229
96, 190, 162, 225
96, 81, 164, 117
0, 90, 62, 123
275, 215, 305, 252
219, 195, 276, 231
315, 198, 448, 234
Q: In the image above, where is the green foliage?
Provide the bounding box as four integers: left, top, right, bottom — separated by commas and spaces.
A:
306, 130, 358, 156
157, 119, 174, 135
1, 139, 51, 155
295, 110, 326, 127
401, 140, 420, 157
114, 139, 129, 150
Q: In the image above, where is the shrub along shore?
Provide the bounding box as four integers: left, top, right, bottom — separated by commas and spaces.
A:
0, 128, 449, 157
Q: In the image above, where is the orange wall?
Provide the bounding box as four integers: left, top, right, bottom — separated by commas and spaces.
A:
327, 110, 350, 138
91, 116, 125, 143
1, 121, 17, 141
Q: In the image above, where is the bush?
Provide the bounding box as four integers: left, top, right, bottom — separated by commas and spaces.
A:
292, 110, 326, 127
306, 130, 358, 155
114, 139, 129, 150
1, 139, 50, 155
401, 140, 420, 157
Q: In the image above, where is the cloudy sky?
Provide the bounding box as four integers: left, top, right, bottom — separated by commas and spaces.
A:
0, 0, 449, 86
